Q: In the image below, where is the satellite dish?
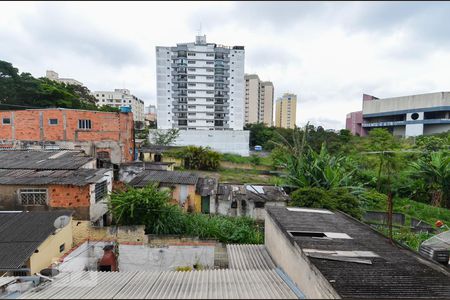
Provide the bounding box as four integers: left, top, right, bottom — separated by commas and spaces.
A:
54, 215, 71, 229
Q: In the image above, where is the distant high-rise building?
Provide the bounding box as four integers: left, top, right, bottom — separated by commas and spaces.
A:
275, 93, 297, 129
93, 89, 145, 123
45, 70, 83, 86
244, 74, 274, 126
156, 35, 245, 131
154, 35, 250, 156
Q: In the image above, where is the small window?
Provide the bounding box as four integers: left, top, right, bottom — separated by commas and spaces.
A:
206, 53, 214, 57
188, 60, 196, 64
59, 243, 65, 253
95, 181, 108, 202
49, 119, 58, 125
78, 119, 92, 130
2, 118, 11, 125
188, 52, 196, 56
20, 189, 47, 205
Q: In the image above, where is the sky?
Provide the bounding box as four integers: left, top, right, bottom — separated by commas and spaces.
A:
2, 1, 450, 129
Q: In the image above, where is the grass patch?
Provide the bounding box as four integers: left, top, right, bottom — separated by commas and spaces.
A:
221, 153, 272, 166
216, 168, 274, 184
374, 226, 434, 251
366, 195, 450, 226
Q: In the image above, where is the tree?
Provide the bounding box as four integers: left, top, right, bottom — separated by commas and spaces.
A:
411, 151, 450, 207
272, 124, 355, 190
176, 146, 222, 171
149, 128, 180, 146
109, 184, 185, 234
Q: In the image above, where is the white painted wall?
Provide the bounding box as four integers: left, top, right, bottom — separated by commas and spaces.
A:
150, 129, 250, 156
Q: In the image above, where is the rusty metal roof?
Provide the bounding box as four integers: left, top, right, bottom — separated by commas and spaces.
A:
0, 168, 110, 186
0, 150, 94, 170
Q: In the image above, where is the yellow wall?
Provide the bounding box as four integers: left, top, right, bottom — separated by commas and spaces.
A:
275, 93, 297, 129
72, 220, 148, 245
142, 152, 183, 168
194, 194, 201, 213
29, 219, 73, 274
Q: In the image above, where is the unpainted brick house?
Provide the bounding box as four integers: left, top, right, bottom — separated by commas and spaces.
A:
0, 108, 135, 166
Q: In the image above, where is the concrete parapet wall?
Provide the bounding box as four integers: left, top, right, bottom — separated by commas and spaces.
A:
72, 220, 147, 245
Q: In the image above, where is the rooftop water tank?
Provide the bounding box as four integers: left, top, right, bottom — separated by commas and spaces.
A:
120, 106, 132, 113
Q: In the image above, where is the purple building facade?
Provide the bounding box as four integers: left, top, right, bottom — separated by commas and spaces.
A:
345, 110, 364, 136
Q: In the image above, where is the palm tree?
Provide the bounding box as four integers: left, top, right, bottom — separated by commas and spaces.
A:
411, 151, 450, 207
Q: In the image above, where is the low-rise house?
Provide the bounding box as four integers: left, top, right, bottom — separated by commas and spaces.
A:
129, 170, 216, 213
0, 168, 112, 224
139, 145, 184, 168
0, 150, 113, 224
0, 108, 135, 165
215, 184, 289, 221
0, 210, 73, 276
265, 206, 450, 299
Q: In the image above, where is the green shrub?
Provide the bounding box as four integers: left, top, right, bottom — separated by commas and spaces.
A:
358, 189, 387, 210
249, 154, 262, 166
290, 187, 362, 219
109, 185, 263, 244
176, 146, 222, 171
290, 187, 336, 210
329, 188, 363, 219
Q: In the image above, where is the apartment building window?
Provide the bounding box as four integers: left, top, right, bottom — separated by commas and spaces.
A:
78, 119, 92, 130
188, 52, 196, 56
188, 68, 195, 71
206, 61, 214, 64
49, 119, 58, 125
207, 83, 214, 87
2, 118, 11, 125
206, 76, 214, 79
95, 181, 108, 202
188, 75, 196, 79
188, 120, 196, 123
188, 83, 196, 86
188, 90, 196, 94
206, 68, 214, 72
188, 105, 196, 109
188, 113, 196, 116
59, 243, 65, 253
19, 188, 47, 205
206, 106, 214, 109
188, 60, 196, 64
206, 53, 214, 57
206, 91, 214, 94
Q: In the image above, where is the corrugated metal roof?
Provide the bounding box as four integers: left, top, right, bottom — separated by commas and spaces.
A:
227, 244, 276, 270
0, 168, 110, 186
0, 150, 94, 170
19, 270, 297, 299
129, 170, 199, 187
0, 276, 16, 287
0, 211, 73, 270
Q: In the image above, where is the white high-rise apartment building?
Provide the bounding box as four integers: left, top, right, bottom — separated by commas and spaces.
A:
46, 70, 83, 86
156, 35, 245, 131
93, 89, 145, 122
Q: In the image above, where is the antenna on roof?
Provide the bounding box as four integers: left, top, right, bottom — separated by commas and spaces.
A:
198, 22, 202, 36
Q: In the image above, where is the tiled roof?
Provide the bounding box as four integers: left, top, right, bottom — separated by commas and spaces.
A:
129, 170, 199, 187
0, 168, 111, 186
19, 270, 297, 299
0, 150, 94, 170
0, 211, 73, 270
266, 207, 450, 299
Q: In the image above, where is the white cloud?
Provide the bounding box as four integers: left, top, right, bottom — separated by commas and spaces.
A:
1, 1, 450, 129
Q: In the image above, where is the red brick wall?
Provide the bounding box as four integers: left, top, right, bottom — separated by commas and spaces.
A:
49, 184, 90, 208
0, 109, 135, 162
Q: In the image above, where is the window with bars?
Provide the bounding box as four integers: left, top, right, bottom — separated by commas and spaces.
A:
95, 181, 108, 202
20, 189, 47, 205
78, 119, 92, 130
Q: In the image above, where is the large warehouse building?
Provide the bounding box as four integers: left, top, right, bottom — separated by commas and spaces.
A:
346, 92, 450, 137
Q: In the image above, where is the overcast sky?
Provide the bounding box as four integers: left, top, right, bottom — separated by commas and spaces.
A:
2, 1, 450, 129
